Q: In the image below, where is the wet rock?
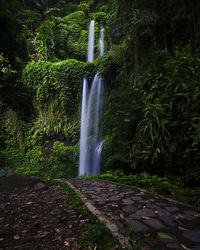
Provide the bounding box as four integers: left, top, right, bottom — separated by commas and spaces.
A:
135, 192, 145, 196
160, 216, 177, 227
166, 243, 181, 249
192, 246, 200, 250
183, 230, 200, 243
166, 207, 179, 213
122, 198, 135, 205
122, 206, 137, 213
182, 214, 195, 221
156, 202, 168, 206
131, 196, 142, 201
85, 190, 95, 194
138, 200, 147, 205
109, 197, 121, 202
127, 214, 142, 220
157, 208, 171, 217
144, 218, 165, 230
34, 182, 46, 190
184, 210, 197, 215
146, 204, 160, 210
126, 219, 149, 232
111, 216, 120, 221
98, 201, 106, 205
136, 208, 157, 217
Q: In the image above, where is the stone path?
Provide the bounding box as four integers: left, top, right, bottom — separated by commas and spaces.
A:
63, 178, 200, 250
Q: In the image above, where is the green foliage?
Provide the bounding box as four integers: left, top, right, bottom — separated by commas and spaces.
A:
57, 11, 88, 60
16, 9, 42, 30
92, 12, 108, 24
23, 59, 95, 113
136, 103, 169, 164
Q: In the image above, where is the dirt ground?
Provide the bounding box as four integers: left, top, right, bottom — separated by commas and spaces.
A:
0, 175, 86, 250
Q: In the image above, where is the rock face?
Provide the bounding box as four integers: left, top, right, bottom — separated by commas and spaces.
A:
0, 175, 42, 191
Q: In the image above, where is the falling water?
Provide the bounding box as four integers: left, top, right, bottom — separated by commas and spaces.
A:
99, 25, 104, 57
79, 78, 88, 176
79, 21, 104, 176
87, 20, 95, 63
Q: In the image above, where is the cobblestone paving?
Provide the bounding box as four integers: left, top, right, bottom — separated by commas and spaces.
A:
67, 178, 200, 250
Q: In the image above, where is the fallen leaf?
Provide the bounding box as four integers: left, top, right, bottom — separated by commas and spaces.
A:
64, 241, 70, 247
143, 206, 146, 208
146, 199, 155, 203
88, 246, 92, 250
14, 234, 20, 240
176, 215, 184, 219
112, 204, 118, 207
178, 226, 190, 231
0, 238, 4, 241
154, 211, 159, 214
31, 215, 37, 219
120, 213, 124, 220
69, 225, 72, 228
141, 216, 151, 220
52, 236, 61, 242
34, 231, 50, 238
5, 224, 9, 227
25, 201, 32, 205
157, 232, 173, 240
180, 244, 191, 250
144, 233, 150, 238
194, 213, 200, 217
94, 247, 97, 250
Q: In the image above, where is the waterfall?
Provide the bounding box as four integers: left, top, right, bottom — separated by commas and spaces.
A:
87, 20, 95, 63
99, 25, 104, 57
79, 20, 104, 176
79, 78, 88, 176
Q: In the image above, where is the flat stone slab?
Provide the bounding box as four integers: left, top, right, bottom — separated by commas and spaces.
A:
136, 208, 157, 217
166, 207, 179, 213
183, 230, 200, 243
123, 205, 137, 213
166, 243, 181, 249
159, 216, 177, 227
126, 219, 149, 232
122, 198, 135, 205
144, 218, 165, 230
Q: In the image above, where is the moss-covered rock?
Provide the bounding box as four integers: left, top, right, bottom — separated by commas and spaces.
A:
23, 59, 96, 113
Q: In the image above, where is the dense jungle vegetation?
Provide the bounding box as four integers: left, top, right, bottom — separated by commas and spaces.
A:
1, 0, 200, 199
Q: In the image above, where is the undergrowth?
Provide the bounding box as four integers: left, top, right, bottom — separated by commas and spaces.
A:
53, 180, 123, 250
